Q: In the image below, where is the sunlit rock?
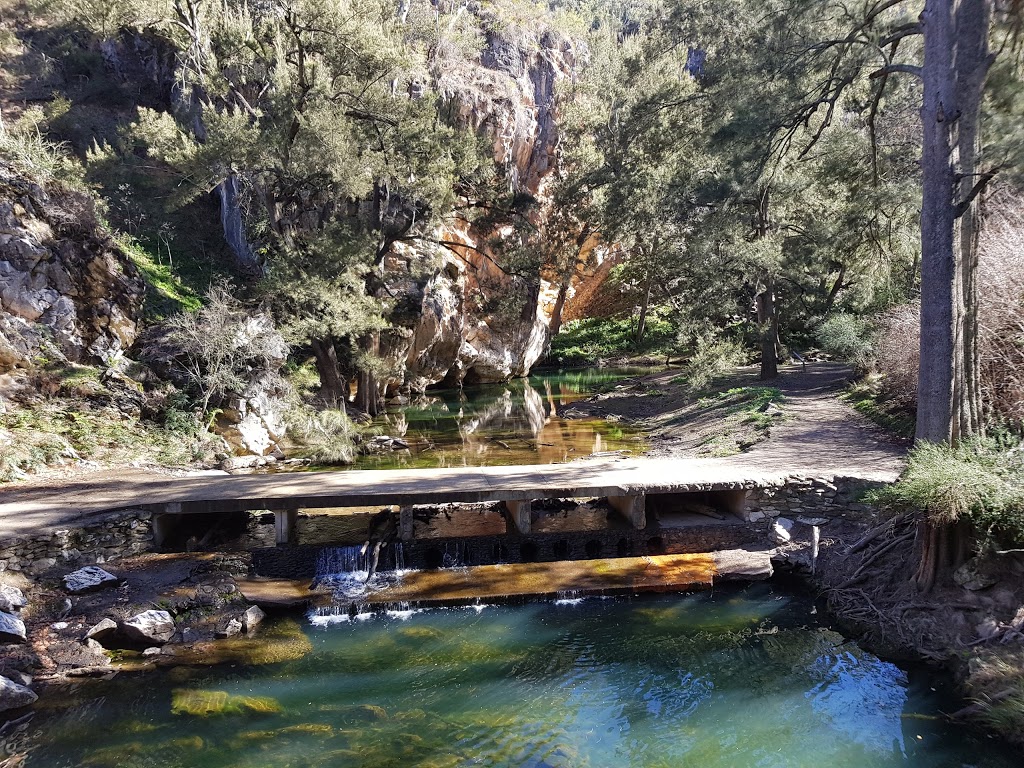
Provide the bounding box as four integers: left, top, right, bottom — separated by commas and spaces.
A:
0, 674, 37, 711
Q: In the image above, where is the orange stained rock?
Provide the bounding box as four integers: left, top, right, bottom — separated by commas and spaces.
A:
356, 553, 720, 608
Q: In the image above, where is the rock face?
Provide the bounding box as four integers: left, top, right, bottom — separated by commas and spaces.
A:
0, 674, 37, 711
0, 161, 144, 371
376, 18, 584, 393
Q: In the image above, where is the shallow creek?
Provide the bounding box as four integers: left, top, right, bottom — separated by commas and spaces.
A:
340, 367, 649, 470
23, 583, 1017, 767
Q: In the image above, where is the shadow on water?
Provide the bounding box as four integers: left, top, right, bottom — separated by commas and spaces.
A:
342, 368, 652, 470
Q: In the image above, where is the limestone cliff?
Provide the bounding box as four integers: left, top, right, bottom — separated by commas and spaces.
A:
380, 18, 584, 393
0, 162, 144, 372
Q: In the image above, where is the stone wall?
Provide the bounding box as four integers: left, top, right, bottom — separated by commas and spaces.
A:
0, 510, 153, 575
744, 477, 884, 524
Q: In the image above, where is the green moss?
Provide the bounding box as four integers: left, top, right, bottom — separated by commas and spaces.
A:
116, 234, 202, 319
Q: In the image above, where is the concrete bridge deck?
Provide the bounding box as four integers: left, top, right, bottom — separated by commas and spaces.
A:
0, 455, 891, 544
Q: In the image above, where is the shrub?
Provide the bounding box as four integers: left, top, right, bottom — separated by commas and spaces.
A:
873, 301, 920, 412
673, 336, 745, 392
815, 313, 874, 372
869, 439, 1024, 548
286, 406, 357, 465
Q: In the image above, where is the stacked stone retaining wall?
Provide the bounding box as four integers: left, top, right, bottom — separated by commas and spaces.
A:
0, 510, 153, 575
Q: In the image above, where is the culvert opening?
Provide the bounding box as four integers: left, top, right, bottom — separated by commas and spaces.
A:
552, 540, 571, 559
423, 547, 444, 569
520, 541, 538, 563
585, 540, 603, 558
647, 536, 665, 555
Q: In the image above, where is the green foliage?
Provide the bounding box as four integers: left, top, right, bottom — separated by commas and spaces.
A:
0, 106, 84, 186
815, 313, 874, 372
673, 337, 747, 393
285, 406, 358, 465
869, 440, 1024, 545
115, 233, 202, 319
548, 313, 676, 365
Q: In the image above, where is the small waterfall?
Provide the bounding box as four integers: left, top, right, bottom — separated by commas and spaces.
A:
442, 541, 467, 568
312, 542, 409, 615
555, 590, 584, 606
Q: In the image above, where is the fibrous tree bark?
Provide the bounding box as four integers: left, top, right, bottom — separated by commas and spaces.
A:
913, 0, 995, 591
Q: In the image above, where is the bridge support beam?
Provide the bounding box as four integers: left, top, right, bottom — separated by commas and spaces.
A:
503, 500, 531, 535
399, 506, 414, 542
152, 510, 181, 548
608, 493, 646, 529
275, 509, 298, 546
712, 489, 748, 517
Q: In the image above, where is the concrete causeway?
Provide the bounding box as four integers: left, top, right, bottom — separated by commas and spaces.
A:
0, 453, 900, 543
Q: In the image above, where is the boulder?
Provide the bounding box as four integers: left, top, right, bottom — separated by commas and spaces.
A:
954, 558, 997, 591
241, 605, 266, 632
0, 611, 27, 643
84, 618, 119, 644
63, 565, 118, 594
770, 517, 795, 545
0, 674, 37, 712
215, 617, 243, 639
0, 584, 26, 613
120, 610, 174, 645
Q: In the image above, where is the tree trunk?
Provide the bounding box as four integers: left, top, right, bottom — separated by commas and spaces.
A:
635, 270, 652, 346
310, 338, 347, 406
916, 0, 961, 446
954, 0, 992, 438
355, 332, 381, 417
912, 0, 994, 592
756, 274, 779, 380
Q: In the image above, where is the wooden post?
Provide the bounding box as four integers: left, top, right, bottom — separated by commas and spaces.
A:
275, 509, 298, 546
399, 506, 414, 542
503, 500, 531, 535
608, 494, 646, 529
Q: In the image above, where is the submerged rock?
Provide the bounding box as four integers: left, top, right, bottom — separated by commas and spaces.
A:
0, 674, 37, 711
63, 566, 118, 594
171, 688, 282, 717
120, 610, 175, 645
0, 610, 27, 643
0, 584, 26, 613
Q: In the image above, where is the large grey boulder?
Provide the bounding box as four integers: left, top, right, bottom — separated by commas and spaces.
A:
63, 566, 118, 594
0, 610, 27, 643
120, 610, 174, 645
0, 674, 37, 712
0, 584, 26, 613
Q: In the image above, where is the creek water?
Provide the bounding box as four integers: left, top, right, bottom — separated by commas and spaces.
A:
21, 584, 1017, 767
343, 368, 649, 470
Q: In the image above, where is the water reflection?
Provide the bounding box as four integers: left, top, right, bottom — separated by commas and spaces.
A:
22, 585, 1019, 768
352, 369, 648, 470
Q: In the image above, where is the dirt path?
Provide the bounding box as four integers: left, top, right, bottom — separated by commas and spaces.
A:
568, 362, 908, 480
